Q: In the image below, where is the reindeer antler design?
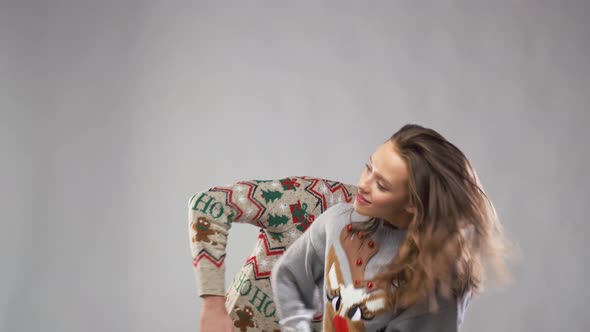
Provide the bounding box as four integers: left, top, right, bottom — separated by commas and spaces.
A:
340, 223, 383, 292
323, 223, 392, 331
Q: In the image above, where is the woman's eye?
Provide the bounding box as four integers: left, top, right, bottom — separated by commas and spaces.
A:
364, 163, 371, 171
377, 183, 385, 190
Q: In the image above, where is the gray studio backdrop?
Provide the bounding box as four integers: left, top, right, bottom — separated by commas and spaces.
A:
2, 1, 589, 331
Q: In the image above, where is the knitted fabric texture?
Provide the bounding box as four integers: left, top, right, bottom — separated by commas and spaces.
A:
188, 175, 358, 331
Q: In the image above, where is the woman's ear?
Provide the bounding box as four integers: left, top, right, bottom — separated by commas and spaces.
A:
404, 204, 416, 215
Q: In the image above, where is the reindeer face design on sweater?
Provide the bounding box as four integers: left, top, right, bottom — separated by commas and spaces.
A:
323, 224, 391, 332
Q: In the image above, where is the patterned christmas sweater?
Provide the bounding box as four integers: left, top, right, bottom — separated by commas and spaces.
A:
270, 201, 471, 332
188, 175, 357, 332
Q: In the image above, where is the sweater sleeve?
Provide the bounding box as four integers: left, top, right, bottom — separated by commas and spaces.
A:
187, 176, 316, 297
270, 202, 336, 332
384, 290, 472, 332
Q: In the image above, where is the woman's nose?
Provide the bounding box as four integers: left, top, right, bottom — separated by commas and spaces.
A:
358, 180, 370, 194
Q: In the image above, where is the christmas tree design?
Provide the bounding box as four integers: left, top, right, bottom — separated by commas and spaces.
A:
268, 213, 289, 227
268, 231, 284, 242
261, 189, 283, 203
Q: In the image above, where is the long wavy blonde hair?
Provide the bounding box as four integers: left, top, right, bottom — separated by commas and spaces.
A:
365, 124, 511, 313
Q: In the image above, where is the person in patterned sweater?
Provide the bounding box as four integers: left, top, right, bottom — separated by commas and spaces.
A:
270, 124, 511, 331
188, 174, 358, 331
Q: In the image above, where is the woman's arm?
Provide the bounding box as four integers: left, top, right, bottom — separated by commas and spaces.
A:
270, 202, 335, 332
188, 176, 355, 297
385, 290, 472, 332
198, 295, 234, 332
188, 176, 316, 296
188, 176, 355, 332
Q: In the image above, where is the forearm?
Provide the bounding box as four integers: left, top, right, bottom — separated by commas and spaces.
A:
385, 294, 461, 332
272, 255, 318, 330
201, 294, 227, 309
188, 189, 233, 296
271, 221, 326, 330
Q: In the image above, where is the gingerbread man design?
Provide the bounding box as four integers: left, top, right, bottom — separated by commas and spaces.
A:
191, 216, 218, 246
233, 305, 257, 331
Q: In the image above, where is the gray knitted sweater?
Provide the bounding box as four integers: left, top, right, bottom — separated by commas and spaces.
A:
271, 202, 471, 332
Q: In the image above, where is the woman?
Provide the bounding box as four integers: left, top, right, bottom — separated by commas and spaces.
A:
271, 124, 510, 332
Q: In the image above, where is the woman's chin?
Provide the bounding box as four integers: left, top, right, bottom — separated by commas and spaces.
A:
353, 202, 372, 216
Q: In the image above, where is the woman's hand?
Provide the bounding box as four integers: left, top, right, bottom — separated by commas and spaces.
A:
199, 295, 233, 332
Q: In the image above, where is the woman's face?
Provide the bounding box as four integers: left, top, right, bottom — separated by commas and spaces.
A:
353, 140, 413, 228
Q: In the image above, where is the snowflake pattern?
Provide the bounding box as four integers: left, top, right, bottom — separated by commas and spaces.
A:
191, 176, 359, 332
259, 259, 269, 269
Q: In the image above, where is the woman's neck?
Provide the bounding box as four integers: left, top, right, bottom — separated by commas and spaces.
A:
384, 212, 412, 230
